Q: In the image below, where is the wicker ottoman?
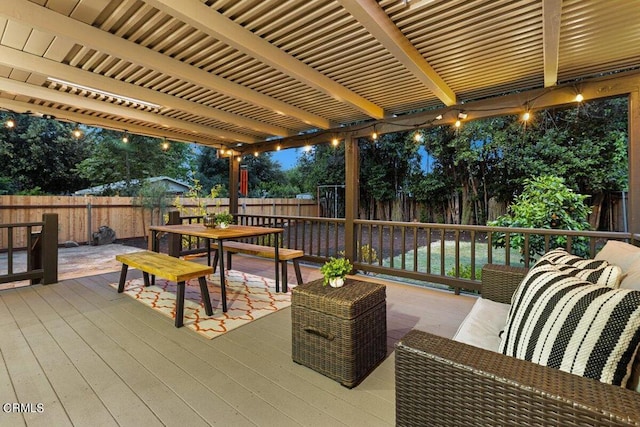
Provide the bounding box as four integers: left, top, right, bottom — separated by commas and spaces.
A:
291, 278, 387, 388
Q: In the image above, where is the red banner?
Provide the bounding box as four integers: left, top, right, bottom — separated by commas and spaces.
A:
240, 168, 248, 195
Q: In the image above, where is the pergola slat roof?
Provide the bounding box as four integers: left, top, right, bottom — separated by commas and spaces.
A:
0, 0, 639, 152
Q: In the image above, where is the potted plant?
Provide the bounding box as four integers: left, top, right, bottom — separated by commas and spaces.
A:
214, 211, 234, 228
320, 256, 353, 287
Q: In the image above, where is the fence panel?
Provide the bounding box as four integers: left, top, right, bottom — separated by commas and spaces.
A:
0, 196, 317, 249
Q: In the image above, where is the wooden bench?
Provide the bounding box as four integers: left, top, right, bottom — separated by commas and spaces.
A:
211, 241, 304, 293
115, 250, 214, 328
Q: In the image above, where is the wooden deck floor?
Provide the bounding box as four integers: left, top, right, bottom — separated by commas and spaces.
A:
0, 255, 476, 426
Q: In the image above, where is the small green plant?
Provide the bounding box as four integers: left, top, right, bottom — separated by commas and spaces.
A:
214, 211, 234, 226
339, 243, 379, 264
320, 257, 353, 285
447, 264, 482, 281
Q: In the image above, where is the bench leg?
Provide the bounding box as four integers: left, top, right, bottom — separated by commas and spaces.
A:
142, 271, 151, 287
175, 281, 185, 327
226, 251, 233, 270
293, 259, 304, 286
280, 261, 288, 293
199, 276, 213, 316
212, 249, 219, 273
117, 263, 129, 293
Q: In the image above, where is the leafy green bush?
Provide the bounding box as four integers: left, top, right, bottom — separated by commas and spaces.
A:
447, 264, 482, 281
488, 175, 592, 261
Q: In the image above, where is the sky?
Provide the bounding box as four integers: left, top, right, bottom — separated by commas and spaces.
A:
270, 147, 301, 170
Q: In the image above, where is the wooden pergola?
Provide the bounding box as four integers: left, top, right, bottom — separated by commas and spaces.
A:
1, 0, 640, 252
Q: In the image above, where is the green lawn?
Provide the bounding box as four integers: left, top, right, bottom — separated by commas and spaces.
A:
378, 241, 525, 290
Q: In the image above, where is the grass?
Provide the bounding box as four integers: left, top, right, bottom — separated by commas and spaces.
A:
377, 241, 525, 290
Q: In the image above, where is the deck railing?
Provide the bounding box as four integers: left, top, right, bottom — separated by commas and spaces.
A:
235, 214, 634, 294
0, 213, 58, 285
172, 212, 635, 294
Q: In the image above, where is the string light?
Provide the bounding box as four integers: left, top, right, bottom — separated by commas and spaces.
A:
72, 124, 83, 138
575, 93, 584, 102
122, 131, 129, 143
522, 111, 531, 122
414, 132, 423, 142
161, 138, 169, 151
303, 145, 312, 152
5, 117, 15, 129
454, 120, 461, 128
254, 151, 259, 157
276, 144, 281, 151
331, 137, 339, 146
372, 125, 378, 140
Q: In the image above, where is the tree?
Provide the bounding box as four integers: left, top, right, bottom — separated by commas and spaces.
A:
0, 113, 92, 194
489, 175, 592, 261
75, 130, 194, 195
194, 146, 228, 195
359, 133, 421, 220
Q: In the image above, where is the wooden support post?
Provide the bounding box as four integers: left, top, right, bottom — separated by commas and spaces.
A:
344, 134, 359, 263
229, 155, 240, 216
41, 213, 58, 285
629, 90, 640, 242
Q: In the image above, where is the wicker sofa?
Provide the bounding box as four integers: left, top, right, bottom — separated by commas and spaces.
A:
395, 263, 640, 427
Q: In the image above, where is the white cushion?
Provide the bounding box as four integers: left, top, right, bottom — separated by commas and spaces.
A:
622, 258, 640, 290
595, 240, 640, 273
453, 297, 511, 352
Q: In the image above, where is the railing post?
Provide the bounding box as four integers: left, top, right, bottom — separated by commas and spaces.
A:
41, 213, 58, 285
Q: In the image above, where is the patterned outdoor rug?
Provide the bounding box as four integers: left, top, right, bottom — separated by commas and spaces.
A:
110, 270, 293, 339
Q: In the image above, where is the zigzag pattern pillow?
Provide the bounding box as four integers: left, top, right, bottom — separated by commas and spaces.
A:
537, 249, 622, 288
499, 264, 640, 386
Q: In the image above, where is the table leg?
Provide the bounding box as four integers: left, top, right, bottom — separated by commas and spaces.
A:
151, 230, 158, 287
217, 239, 227, 312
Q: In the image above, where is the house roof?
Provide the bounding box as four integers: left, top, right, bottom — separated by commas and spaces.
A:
74, 176, 189, 196
1, 1, 639, 153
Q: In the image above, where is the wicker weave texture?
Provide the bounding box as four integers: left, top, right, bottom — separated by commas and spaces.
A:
292, 278, 385, 319
292, 279, 387, 388
481, 263, 529, 304
395, 322, 640, 426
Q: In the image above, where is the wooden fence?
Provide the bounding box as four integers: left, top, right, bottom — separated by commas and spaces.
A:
0, 195, 317, 249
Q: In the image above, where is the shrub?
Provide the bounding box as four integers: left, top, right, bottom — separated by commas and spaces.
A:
488, 175, 592, 262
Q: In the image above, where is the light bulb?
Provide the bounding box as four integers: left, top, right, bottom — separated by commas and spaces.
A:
455, 120, 461, 128
575, 93, 584, 102
522, 111, 530, 121
332, 138, 339, 146
372, 131, 378, 140
5, 118, 15, 129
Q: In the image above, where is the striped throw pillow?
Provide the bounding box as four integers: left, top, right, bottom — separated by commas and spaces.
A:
539, 248, 610, 269
499, 265, 640, 386
537, 249, 622, 288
